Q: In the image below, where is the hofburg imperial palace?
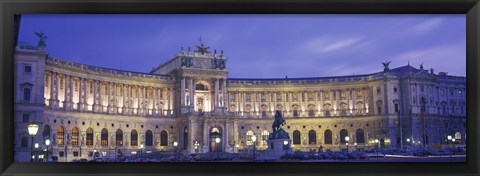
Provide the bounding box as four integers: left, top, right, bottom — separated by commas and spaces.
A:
14, 41, 466, 162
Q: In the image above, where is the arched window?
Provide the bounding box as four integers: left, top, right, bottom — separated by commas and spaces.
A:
71, 127, 79, 146
308, 130, 316, 144
146, 130, 153, 146
131, 130, 138, 146
356, 129, 365, 144
324, 130, 332, 144
340, 129, 348, 144
195, 84, 208, 91
455, 132, 462, 140
86, 128, 93, 146
293, 130, 301, 145
116, 129, 123, 146
43, 125, 50, 137
261, 130, 269, 141
101, 128, 108, 146
160, 130, 168, 146
57, 126, 64, 145
246, 131, 254, 145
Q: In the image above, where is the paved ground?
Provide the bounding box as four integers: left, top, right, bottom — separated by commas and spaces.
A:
275, 155, 466, 162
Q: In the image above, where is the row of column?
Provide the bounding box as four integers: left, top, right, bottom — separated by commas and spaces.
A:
228, 88, 370, 116
180, 77, 227, 111
46, 71, 174, 116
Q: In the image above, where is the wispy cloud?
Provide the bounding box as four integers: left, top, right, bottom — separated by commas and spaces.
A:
299, 36, 371, 54
411, 18, 444, 34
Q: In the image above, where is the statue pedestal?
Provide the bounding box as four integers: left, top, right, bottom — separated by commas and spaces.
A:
264, 139, 293, 159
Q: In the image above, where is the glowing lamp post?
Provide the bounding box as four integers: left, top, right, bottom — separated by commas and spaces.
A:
251, 135, 257, 161
283, 140, 289, 155
374, 139, 379, 161
345, 136, 350, 162
34, 143, 39, 162
173, 141, 178, 161
45, 139, 50, 162
139, 144, 144, 162
28, 123, 39, 162
215, 138, 221, 159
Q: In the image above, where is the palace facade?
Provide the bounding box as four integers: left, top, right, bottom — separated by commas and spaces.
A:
14, 42, 466, 162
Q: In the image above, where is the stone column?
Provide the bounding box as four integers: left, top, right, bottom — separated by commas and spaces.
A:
158, 88, 162, 116
167, 88, 172, 116
267, 92, 272, 113
78, 77, 84, 111
92, 80, 97, 112
152, 87, 156, 116
98, 81, 103, 112
189, 78, 194, 112
83, 78, 88, 111
320, 90, 324, 115
242, 92, 246, 114
303, 91, 308, 112
299, 91, 303, 113
215, 79, 220, 109
113, 82, 117, 113
143, 86, 147, 116
363, 88, 367, 114
273, 92, 277, 111
69, 76, 73, 109
347, 88, 351, 115
236, 92, 240, 113
63, 74, 69, 109
122, 84, 127, 114
223, 79, 227, 107
107, 82, 112, 113
314, 90, 319, 115
49, 72, 55, 107
137, 86, 142, 114
54, 73, 59, 109
181, 78, 186, 106
283, 91, 288, 113
253, 91, 257, 113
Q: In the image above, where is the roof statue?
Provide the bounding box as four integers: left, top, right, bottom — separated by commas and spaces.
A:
196, 36, 210, 55
34, 31, 47, 50
382, 60, 391, 73
420, 63, 424, 70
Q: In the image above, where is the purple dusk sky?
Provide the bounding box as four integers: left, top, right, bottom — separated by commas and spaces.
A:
18, 14, 466, 78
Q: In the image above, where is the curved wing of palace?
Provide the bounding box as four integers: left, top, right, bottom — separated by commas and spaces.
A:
14, 42, 466, 162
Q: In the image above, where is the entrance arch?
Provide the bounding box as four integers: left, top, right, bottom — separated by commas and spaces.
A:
209, 127, 222, 152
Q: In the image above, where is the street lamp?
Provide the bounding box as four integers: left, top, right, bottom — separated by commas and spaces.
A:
354, 142, 357, 152
194, 141, 199, 153
27, 123, 39, 162
34, 143, 39, 162
251, 135, 257, 161
139, 144, 144, 162
283, 140, 289, 155
345, 136, 350, 162
173, 141, 178, 161
45, 139, 50, 162
374, 139, 379, 161
215, 138, 220, 159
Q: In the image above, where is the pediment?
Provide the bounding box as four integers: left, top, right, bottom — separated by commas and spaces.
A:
411, 71, 435, 80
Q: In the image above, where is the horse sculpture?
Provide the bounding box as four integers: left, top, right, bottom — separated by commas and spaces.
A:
272, 110, 286, 132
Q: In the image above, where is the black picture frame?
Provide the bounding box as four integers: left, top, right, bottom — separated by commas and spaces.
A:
1, 0, 479, 176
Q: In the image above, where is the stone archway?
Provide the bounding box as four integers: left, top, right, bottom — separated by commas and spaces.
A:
209, 127, 222, 152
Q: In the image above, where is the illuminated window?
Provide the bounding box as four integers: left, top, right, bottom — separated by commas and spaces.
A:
160, 130, 168, 146
308, 130, 316, 144
246, 131, 254, 145
71, 127, 79, 146
57, 126, 64, 145
116, 129, 123, 146
324, 130, 332, 144
86, 128, 94, 146
145, 130, 153, 146
131, 129, 138, 146
101, 128, 108, 146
